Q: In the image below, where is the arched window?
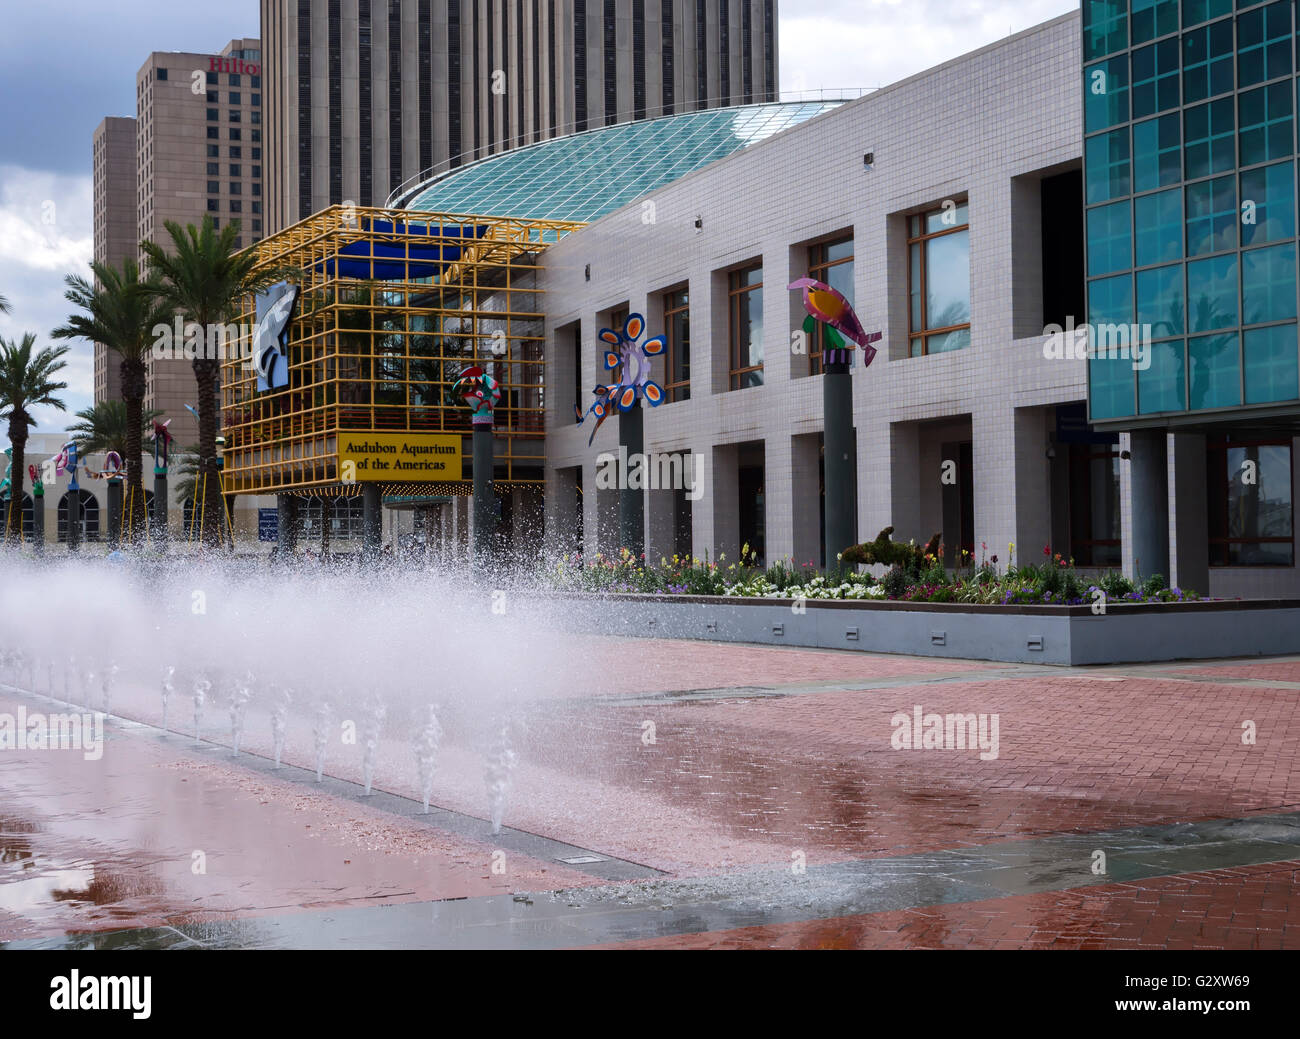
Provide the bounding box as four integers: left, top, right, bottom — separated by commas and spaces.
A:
57, 490, 100, 542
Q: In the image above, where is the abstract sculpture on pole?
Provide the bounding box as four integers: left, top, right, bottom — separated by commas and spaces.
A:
451, 366, 502, 425
788, 278, 882, 367
574, 313, 665, 446
151, 418, 174, 475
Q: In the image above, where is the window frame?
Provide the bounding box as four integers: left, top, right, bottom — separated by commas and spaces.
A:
907, 202, 972, 357
1207, 436, 1295, 566
662, 287, 690, 402
727, 263, 764, 390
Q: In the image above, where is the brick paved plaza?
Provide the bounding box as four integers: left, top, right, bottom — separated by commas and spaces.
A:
3, 638, 1298, 950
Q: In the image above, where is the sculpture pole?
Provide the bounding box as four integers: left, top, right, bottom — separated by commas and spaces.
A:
576, 314, 666, 562
452, 365, 502, 570
788, 278, 881, 574
823, 353, 855, 574
619, 403, 645, 558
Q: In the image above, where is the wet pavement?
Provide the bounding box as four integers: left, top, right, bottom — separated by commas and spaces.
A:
3, 643, 1300, 949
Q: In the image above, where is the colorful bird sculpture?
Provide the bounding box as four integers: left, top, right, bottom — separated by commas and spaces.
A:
787, 277, 881, 367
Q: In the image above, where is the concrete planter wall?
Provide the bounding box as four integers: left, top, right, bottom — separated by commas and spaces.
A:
550, 594, 1300, 665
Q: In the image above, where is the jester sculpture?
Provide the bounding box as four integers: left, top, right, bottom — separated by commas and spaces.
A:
575, 313, 666, 557
788, 278, 882, 573
451, 365, 503, 566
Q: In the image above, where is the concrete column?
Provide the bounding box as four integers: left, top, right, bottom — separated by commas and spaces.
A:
645, 462, 677, 566
546, 466, 580, 558
276, 493, 299, 556
1127, 428, 1170, 581
709, 443, 740, 563
689, 447, 715, 564
1013, 406, 1053, 559
1170, 432, 1209, 595
973, 408, 1014, 568
887, 422, 923, 545
362, 483, 382, 561
790, 433, 822, 570
763, 433, 796, 565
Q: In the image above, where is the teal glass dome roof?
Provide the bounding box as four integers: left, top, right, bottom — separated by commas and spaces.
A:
398, 101, 845, 223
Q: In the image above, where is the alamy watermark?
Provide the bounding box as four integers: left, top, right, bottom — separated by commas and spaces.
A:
890, 704, 1000, 760
1043, 317, 1152, 371
595, 448, 704, 500
0, 707, 104, 760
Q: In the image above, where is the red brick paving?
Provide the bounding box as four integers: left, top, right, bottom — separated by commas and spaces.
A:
596, 859, 1300, 949
1173, 660, 1300, 685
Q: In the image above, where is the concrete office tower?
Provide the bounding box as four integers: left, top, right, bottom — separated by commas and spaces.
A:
127, 37, 263, 445
92, 116, 139, 405
261, 0, 779, 232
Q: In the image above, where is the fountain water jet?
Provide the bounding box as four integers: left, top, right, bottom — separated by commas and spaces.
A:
193, 675, 210, 745
312, 699, 333, 782
484, 718, 519, 836
361, 696, 386, 796
101, 662, 119, 716
160, 666, 175, 732
270, 685, 292, 768
229, 672, 252, 755
414, 705, 443, 814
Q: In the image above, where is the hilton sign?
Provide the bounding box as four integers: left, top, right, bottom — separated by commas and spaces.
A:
209, 56, 259, 76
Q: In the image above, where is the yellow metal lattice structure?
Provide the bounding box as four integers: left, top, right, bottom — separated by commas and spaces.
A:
221, 205, 584, 495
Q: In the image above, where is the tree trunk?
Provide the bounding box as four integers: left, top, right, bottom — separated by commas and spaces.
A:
121, 356, 147, 544
4, 416, 24, 542
192, 356, 225, 549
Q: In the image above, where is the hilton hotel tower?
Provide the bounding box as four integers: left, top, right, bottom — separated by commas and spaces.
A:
261, 0, 779, 232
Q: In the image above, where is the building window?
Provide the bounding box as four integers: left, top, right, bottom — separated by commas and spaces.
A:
207, 162, 220, 176
252, 183, 261, 196
230, 200, 242, 213
57, 491, 100, 543
252, 147, 261, 160
1068, 444, 1121, 567
663, 288, 690, 402
1181, 18, 1233, 105
229, 110, 241, 123
207, 108, 219, 121
252, 93, 261, 107
728, 263, 764, 390
908, 202, 971, 356
229, 92, 241, 105
1208, 437, 1294, 565
207, 180, 220, 194
230, 146, 242, 158
252, 165, 261, 178
207, 143, 220, 156
230, 182, 241, 194
207, 89, 218, 103
1082, 0, 1126, 60
207, 199, 219, 212
230, 73, 241, 86
1130, 37, 1179, 119
1236, 2, 1292, 90
229, 128, 241, 140
807, 237, 854, 374
156, 67, 168, 81
253, 220, 262, 233
251, 75, 261, 89
229, 164, 241, 177
252, 201, 262, 214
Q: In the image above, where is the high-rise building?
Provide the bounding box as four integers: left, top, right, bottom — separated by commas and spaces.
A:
91, 38, 263, 445
92, 116, 139, 405
260, 0, 779, 233
1082, 0, 1300, 592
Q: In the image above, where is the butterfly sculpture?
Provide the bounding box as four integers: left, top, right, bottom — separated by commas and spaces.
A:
575, 313, 666, 446
788, 277, 881, 367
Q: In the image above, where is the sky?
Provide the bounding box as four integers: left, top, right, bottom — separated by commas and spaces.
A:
0, 0, 1077, 440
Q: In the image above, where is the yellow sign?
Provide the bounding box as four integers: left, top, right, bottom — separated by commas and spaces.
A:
338, 433, 462, 482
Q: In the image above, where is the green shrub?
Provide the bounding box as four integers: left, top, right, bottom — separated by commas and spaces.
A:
1142, 573, 1168, 596
841, 527, 942, 571
1098, 570, 1134, 598
881, 565, 910, 599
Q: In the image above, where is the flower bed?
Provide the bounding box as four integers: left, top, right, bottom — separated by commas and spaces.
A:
544, 542, 1200, 606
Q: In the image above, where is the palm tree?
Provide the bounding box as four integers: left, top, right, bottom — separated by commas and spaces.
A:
53, 258, 173, 543
67, 400, 164, 460
140, 215, 293, 547
0, 293, 10, 314
0, 334, 69, 539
